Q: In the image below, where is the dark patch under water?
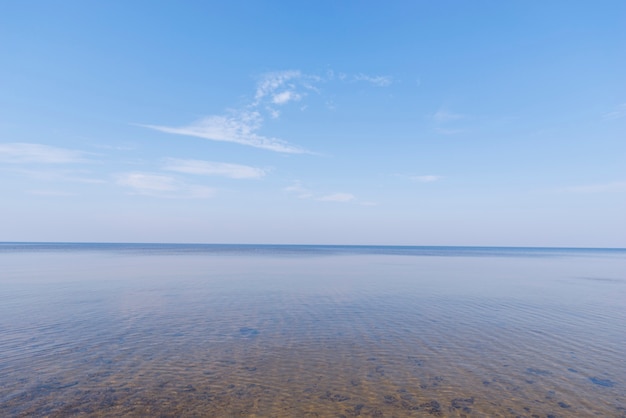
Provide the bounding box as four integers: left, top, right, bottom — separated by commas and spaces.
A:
589, 377, 616, 387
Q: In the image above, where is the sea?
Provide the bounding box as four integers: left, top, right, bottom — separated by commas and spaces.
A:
1, 243, 625, 417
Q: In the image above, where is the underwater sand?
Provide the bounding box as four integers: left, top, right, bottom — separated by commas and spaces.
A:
1, 244, 625, 417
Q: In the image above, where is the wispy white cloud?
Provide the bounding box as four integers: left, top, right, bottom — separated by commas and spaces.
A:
254, 70, 303, 103
142, 70, 313, 153
431, 108, 467, 135
26, 189, 75, 197
142, 110, 308, 154
116, 172, 214, 198
560, 181, 626, 193
7, 168, 105, 184
432, 109, 466, 123
410, 175, 442, 183
603, 103, 626, 120
141, 69, 395, 153
317, 192, 355, 202
0, 143, 89, 164
272, 90, 302, 105
267, 107, 281, 119
118, 173, 176, 192
92, 143, 136, 151
283, 181, 313, 199
255, 70, 316, 111
164, 158, 267, 179
284, 181, 355, 203
354, 73, 393, 87
434, 127, 464, 135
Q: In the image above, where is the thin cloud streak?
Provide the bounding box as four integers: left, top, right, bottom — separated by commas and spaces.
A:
164, 158, 267, 179
603, 103, 626, 120
142, 110, 308, 154
411, 175, 442, 183
284, 181, 356, 203
254, 70, 303, 103
141, 69, 393, 153
432, 109, 466, 123
26, 189, 75, 197
118, 173, 176, 192
0, 143, 89, 164
560, 181, 626, 193
434, 127, 465, 135
431, 108, 468, 135
272, 90, 302, 105
317, 192, 355, 202
283, 181, 313, 199
354, 73, 393, 87
7, 168, 105, 184
117, 172, 215, 198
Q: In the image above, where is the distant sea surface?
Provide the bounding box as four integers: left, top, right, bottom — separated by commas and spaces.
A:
1, 243, 625, 417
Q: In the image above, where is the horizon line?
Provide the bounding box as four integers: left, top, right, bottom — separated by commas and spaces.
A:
1, 242, 625, 251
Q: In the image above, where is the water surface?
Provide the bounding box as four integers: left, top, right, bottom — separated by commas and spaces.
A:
1, 244, 625, 417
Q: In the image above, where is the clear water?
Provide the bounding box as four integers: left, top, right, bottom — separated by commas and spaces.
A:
1, 244, 625, 417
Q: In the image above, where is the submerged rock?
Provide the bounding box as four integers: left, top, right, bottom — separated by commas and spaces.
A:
589, 377, 615, 387
526, 368, 551, 376
238, 327, 259, 337
420, 400, 442, 416
451, 397, 474, 409
319, 391, 349, 402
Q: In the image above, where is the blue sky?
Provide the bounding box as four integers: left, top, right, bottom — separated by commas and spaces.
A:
1, 1, 625, 246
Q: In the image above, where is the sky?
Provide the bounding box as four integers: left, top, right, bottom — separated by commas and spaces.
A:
1, 1, 625, 247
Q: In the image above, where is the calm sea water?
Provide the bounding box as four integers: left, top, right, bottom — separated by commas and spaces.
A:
1, 243, 625, 417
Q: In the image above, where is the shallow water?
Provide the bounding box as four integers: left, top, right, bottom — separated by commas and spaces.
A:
1, 244, 625, 417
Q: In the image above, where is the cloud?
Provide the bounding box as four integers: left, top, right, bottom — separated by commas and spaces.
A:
26, 189, 75, 197
272, 90, 302, 105
434, 127, 464, 135
284, 181, 355, 203
354, 73, 393, 87
255, 71, 309, 109
6, 168, 105, 184
603, 103, 626, 120
92, 143, 136, 151
141, 69, 395, 153
410, 175, 442, 183
0, 143, 89, 164
316, 192, 355, 202
560, 181, 626, 193
254, 70, 302, 103
118, 173, 176, 192
284, 181, 313, 199
431, 108, 467, 135
267, 108, 281, 119
164, 158, 267, 179
117, 172, 214, 198
432, 109, 466, 123
142, 110, 308, 154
